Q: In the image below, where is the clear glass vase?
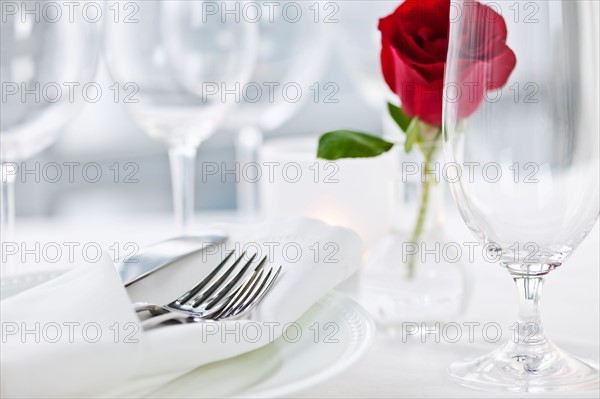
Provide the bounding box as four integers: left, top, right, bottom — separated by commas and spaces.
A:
360, 139, 471, 328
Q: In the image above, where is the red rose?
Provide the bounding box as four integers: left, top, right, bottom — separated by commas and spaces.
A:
379, 0, 516, 126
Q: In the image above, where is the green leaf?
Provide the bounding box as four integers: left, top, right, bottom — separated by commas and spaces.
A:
387, 102, 412, 132
317, 130, 395, 160
404, 118, 422, 153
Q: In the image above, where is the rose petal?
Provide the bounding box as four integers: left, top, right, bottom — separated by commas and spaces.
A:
389, 49, 445, 125
378, 0, 516, 126
380, 38, 398, 93
460, 2, 509, 59
387, 41, 446, 88
456, 47, 517, 118
398, 27, 442, 64
380, 14, 439, 64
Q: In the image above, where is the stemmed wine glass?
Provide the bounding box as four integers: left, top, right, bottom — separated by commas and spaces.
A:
104, 0, 257, 232
230, 1, 329, 220
443, 0, 599, 392
1, 0, 100, 268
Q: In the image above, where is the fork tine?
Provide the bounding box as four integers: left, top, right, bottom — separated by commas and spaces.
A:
222, 268, 273, 318
219, 254, 268, 314
204, 256, 269, 315
211, 267, 264, 319
198, 276, 247, 317
232, 265, 282, 317
201, 255, 268, 310
175, 251, 238, 305
185, 252, 254, 307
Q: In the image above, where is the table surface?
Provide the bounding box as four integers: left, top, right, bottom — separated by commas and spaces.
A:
7, 210, 599, 398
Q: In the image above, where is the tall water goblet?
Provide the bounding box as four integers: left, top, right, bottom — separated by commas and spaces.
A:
443, 0, 599, 392
104, 0, 257, 232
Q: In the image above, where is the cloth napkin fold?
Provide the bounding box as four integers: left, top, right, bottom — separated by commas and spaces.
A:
0, 217, 362, 398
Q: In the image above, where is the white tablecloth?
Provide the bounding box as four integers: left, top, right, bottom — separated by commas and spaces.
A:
303, 222, 600, 399
6, 210, 599, 398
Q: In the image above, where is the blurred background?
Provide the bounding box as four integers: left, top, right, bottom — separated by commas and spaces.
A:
9, 0, 596, 238
9, 1, 397, 219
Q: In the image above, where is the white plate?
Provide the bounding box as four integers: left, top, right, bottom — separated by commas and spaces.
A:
1, 272, 375, 398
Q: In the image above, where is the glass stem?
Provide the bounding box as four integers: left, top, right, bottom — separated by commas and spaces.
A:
511, 272, 547, 346
1, 162, 16, 270
168, 145, 198, 234
236, 126, 263, 222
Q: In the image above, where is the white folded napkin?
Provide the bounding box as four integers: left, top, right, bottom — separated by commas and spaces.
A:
0, 218, 362, 398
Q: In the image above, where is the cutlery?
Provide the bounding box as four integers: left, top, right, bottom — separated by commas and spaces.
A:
134, 251, 282, 329
116, 231, 227, 287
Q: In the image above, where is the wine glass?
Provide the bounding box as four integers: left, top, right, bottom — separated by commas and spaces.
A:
1, 0, 100, 266
231, 1, 329, 220
443, 0, 599, 392
104, 0, 257, 232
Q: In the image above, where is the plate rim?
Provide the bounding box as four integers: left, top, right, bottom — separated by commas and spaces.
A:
237, 290, 376, 398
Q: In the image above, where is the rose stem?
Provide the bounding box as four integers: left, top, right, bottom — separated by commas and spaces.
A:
407, 129, 442, 279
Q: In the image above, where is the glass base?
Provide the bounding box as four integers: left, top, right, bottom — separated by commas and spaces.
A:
449, 338, 599, 392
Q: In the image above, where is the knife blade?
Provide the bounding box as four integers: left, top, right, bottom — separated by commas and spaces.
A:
116, 231, 227, 287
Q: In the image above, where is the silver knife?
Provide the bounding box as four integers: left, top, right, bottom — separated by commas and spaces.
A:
116, 231, 227, 287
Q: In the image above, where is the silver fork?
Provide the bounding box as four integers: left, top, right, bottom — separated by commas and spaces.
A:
134, 251, 282, 329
